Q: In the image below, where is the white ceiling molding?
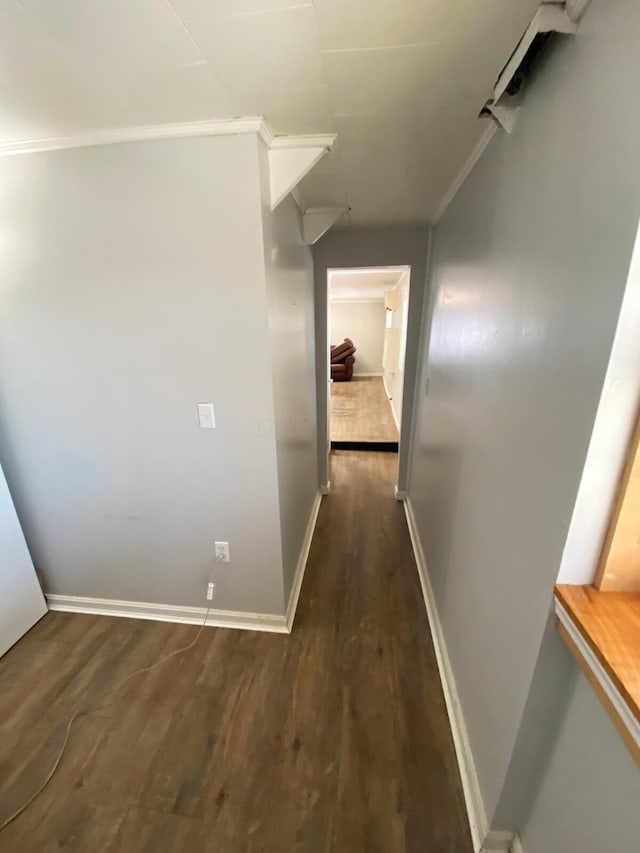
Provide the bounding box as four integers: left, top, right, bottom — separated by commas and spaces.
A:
270, 134, 337, 152
0, 114, 338, 220
0, 116, 273, 158
302, 207, 345, 245
329, 297, 385, 304
269, 134, 336, 211
0, 0, 583, 225
432, 122, 497, 225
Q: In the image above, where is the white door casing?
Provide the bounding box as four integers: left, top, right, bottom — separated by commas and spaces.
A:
0, 463, 47, 657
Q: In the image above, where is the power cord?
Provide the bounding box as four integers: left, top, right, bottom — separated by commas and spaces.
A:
0, 607, 211, 833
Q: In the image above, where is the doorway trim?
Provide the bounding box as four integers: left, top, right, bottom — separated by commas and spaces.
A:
324, 264, 413, 493
311, 226, 431, 497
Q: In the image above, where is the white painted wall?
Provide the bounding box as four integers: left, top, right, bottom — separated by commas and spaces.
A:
329, 300, 385, 375
383, 271, 410, 429
0, 462, 47, 656
259, 144, 318, 601
0, 134, 288, 615
408, 0, 640, 830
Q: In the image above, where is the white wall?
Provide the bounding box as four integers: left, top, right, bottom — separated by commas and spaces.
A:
259, 145, 318, 601
0, 134, 288, 615
0, 462, 47, 656
330, 300, 385, 375
383, 271, 410, 428
407, 0, 640, 831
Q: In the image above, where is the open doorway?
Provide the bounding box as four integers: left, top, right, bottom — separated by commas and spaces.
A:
327, 266, 411, 454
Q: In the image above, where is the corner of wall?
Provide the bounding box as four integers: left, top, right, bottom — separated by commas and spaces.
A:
257, 139, 319, 604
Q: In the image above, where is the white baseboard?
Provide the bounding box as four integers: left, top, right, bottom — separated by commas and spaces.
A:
382, 373, 391, 398
394, 485, 406, 501
320, 481, 330, 495
46, 491, 324, 638
285, 490, 323, 631
403, 497, 487, 852
46, 594, 289, 633
355, 372, 383, 377
403, 499, 525, 853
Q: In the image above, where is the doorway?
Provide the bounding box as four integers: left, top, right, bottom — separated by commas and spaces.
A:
327, 266, 411, 456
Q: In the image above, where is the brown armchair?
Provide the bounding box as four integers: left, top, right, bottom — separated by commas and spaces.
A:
330, 338, 356, 382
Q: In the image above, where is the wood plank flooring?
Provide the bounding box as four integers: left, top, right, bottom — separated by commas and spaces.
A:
330, 377, 399, 444
0, 451, 471, 853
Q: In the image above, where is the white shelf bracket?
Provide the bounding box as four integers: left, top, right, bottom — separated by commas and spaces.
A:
485, 97, 520, 134
302, 207, 345, 245
269, 134, 336, 210
484, 2, 579, 134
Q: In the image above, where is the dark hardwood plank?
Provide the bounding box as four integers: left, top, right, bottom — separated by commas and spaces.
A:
0, 451, 471, 852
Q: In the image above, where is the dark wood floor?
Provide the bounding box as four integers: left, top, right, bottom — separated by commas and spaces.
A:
0, 451, 471, 853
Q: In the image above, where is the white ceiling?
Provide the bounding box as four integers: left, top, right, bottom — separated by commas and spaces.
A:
329, 267, 408, 302
0, 0, 539, 226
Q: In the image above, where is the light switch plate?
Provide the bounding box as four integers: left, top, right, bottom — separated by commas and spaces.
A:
197, 403, 215, 429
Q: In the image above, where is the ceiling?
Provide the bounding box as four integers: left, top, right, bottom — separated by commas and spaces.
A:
329, 267, 408, 302
0, 0, 540, 227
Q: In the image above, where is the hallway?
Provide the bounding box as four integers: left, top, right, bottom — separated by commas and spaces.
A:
0, 451, 471, 852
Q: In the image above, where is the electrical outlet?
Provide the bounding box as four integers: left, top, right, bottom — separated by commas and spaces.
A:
206, 581, 216, 601
215, 541, 230, 563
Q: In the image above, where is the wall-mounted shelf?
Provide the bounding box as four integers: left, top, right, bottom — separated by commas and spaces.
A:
555, 584, 640, 768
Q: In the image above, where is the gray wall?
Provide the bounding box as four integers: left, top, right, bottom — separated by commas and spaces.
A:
313, 226, 429, 491
259, 147, 318, 601
407, 0, 640, 830
520, 661, 640, 853
0, 134, 288, 615
330, 300, 385, 375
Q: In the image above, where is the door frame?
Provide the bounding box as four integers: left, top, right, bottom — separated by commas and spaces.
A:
325, 264, 412, 492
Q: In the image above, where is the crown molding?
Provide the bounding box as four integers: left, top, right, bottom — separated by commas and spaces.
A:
0, 117, 337, 165
0, 116, 276, 158
329, 297, 385, 304
270, 133, 336, 151
257, 120, 275, 148
432, 121, 497, 224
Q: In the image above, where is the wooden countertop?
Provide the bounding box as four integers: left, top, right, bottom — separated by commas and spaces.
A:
555, 584, 640, 736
